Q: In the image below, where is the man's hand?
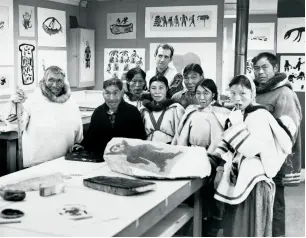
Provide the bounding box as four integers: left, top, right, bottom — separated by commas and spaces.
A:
69, 144, 84, 153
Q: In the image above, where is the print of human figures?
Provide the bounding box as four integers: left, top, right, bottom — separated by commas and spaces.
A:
84, 41, 91, 69
152, 13, 209, 28
280, 56, 305, 92
105, 48, 145, 81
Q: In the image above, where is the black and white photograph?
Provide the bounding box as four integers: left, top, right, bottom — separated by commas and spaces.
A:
0, 0, 304, 237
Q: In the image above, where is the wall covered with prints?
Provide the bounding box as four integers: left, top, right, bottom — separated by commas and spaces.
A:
0, 0, 87, 100
86, 0, 225, 91
276, 0, 305, 168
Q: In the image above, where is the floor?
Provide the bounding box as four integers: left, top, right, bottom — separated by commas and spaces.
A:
216, 183, 305, 237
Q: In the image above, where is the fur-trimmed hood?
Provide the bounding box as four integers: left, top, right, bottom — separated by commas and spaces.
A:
39, 80, 71, 103
125, 91, 151, 102
142, 98, 178, 111
255, 72, 291, 94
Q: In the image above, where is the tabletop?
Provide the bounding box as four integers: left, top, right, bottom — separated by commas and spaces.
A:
0, 158, 204, 237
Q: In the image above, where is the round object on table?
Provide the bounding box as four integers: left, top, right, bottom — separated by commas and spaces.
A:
0, 190, 26, 202
1, 209, 24, 219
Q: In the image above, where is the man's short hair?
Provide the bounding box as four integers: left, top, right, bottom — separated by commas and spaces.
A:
103, 77, 123, 90
154, 43, 174, 59
252, 52, 278, 68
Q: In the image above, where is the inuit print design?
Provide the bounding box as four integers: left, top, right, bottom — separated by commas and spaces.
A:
19, 43, 35, 85
42, 17, 62, 35
110, 16, 133, 35
106, 140, 183, 174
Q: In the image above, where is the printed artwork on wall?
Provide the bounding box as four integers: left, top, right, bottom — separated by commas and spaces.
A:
0, 0, 13, 65
37, 7, 66, 47
232, 23, 275, 50
37, 50, 67, 83
0, 66, 14, 95
145, 5, 218, 38
19, 5, 35, 37
277, 17, 305, 53
80, 29, 94, 83
280, 55, 305, 92
150, 43, 216, 80
107, 12, 136, 39
104, 48, 145, 81
18, 40, 37, 90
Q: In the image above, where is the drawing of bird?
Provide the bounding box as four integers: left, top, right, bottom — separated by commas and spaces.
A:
284, 27, 305, 42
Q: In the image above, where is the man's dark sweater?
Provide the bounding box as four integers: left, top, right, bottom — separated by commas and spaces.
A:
81, 100, 146, 154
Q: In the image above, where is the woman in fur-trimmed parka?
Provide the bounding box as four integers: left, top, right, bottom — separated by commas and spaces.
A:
141, 75, 185, 144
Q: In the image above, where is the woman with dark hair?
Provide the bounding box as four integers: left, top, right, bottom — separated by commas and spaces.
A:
173, 78, 229, 151
123, 68, 149, 110
141, 75, 184, 144
172, 63, 204, 108
210, 75, 294, 236
71, 77, 146, 155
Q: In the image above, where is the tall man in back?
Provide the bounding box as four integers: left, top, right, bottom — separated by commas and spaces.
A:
252, 52, 302, 237
146, 43, 183, 95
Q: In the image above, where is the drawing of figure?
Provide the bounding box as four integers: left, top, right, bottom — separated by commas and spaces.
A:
22, 11, 32, 30
297, 71, 305, 80
84, 41, 91, 69
107, 140, 182, 172
130, 50, 139, 64
124, 56, 130, 64
294, 58, 305, 71
180, 14, 188, 27
135, 57, 143, 68
124, 63, 129, 71
284, 60, 292, 72
0, 77, 6, 85
19, 43, 35, 85
288, 73, 296, 83
42, 17, 62, 35
113, 63, 119, 72
168, 16, 174, 27
197, 15, 210, 27
121, 17, 129, 24
189, 15, 196, 27
106, 63, 111, 73
115, 56, 119, 63
119, 56, 124, 63
174, 15, 180, 27
162, 16, 168, 27
153, 15, 162, 27
116, 18, 121, 25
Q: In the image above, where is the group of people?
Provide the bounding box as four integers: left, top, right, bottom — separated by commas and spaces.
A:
10, 43, 302, 237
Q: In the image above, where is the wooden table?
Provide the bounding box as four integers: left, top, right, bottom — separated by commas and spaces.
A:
0, 158, 205, 237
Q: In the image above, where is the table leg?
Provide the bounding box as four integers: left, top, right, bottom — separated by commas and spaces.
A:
6, 139, 17, 173
193, 190, 202, 237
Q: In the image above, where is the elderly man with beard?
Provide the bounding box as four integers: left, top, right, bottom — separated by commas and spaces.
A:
11, 66, 83, 168
71, 77, 146, 155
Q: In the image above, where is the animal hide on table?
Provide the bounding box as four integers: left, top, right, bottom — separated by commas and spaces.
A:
104, 138, 211, 179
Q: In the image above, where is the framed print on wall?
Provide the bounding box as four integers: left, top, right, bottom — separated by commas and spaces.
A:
145, 5, 218, 38
107, 12, 136, 39
277, 17, 305, 53
19, 5, 35, 37
232, 23, 275, 50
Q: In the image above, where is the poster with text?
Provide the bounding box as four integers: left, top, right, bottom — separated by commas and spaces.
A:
107, 12, 136, 39
149, 43, 216, 80
145, 5, 217, 38
104, 48, 145, 81
19, 5, 35, 37
232, 23, 275, 50
280, 55, 305, 92
0, 66, 14, 95
0, 0, 13, 65
37, 7, 66, 47
18, 40, 37, 91
277, 17, 305, 53
37, 50, 68, 83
